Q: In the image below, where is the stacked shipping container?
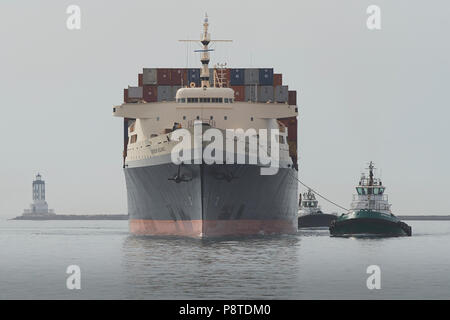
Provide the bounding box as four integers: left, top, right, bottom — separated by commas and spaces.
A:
122, 67, 298, 168
123, 68, 297, 106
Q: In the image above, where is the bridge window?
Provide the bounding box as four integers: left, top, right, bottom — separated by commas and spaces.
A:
224, 98, 229, 103
224, 116, 228, 120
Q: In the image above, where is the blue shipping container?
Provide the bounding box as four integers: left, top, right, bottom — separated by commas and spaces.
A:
259, 68, 274, 86
187, 69, 200, 86
230, 68, 245, 85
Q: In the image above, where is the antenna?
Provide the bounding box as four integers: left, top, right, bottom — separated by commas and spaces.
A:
179, 13, 232, 88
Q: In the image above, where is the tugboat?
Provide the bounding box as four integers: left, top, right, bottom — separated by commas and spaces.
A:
330, 162, 412, 237
298, 189, 337, 228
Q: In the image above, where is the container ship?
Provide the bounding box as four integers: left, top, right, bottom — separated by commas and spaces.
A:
113, 15, 299, 237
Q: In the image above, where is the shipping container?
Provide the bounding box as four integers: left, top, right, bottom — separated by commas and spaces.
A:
123, 118, 128, 164
273, 73, 282, 86
138, 73, 143, 86
230, 69, 245, 85
187, 68, 200, 86
231, 85, 245, 101
274, 85, 288, 103
288, 90, 297, 105
209, 69, 215, 86
180, 69, 188, 86
279, 117, 297, 142
128, 86, 143, 99
143, 68, 157, 85
171, 86, 181, 100
143, 85, 157, 102
157, 68, 171, 85
288, 119, 297, 141
123, 88, 128, 103
170, 68, 185, 85
259, 68, 273, 86
244, 68, 259, 85
258, 85, 274, 102
157, 85, 171, 101
245, 85, 258, 102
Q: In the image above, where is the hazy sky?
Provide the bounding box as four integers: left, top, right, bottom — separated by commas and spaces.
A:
1, 0, 449, 218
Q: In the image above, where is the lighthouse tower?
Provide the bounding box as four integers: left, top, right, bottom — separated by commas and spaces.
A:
23, 173, 55, 216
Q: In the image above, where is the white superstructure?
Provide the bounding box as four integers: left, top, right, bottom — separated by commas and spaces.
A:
350, 162, 392, 214
298, 189, 323, 216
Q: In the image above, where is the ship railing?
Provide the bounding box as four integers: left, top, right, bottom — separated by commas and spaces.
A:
352, 202, 391, 212
353, 194, 389, 201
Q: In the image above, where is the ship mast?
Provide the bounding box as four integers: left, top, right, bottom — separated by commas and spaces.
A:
368, 161, 374, 186
367, 161, 374, 207
179, 13, 232, 88
200, 14, 211, 88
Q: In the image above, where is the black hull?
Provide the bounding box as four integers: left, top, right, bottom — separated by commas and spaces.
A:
298, 213, 337, 228
330, 217, 412, 237
124, 162, 298, 237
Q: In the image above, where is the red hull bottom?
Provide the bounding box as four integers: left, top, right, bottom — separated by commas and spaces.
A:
129, 219, 297, 238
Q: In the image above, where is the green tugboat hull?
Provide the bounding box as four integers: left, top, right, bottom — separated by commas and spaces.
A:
330, 210, 412, 237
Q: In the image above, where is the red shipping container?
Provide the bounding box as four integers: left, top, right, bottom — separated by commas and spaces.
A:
157, 68, 171, 85
288, 119, 297, 141
273, 73, 282, 86
279, 117, 297, 141
138, 73, 143, 86
143, 85, 158, 102
124, 88, 128, 103
123, 118, 128, 164
170, 68, 186, 85
231, 85, 245, 101
288, 90, 297, 105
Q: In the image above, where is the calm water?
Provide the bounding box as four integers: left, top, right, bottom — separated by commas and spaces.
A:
0, 219, 449, 300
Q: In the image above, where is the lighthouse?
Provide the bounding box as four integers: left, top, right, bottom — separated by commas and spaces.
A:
23, 173, 55, 216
